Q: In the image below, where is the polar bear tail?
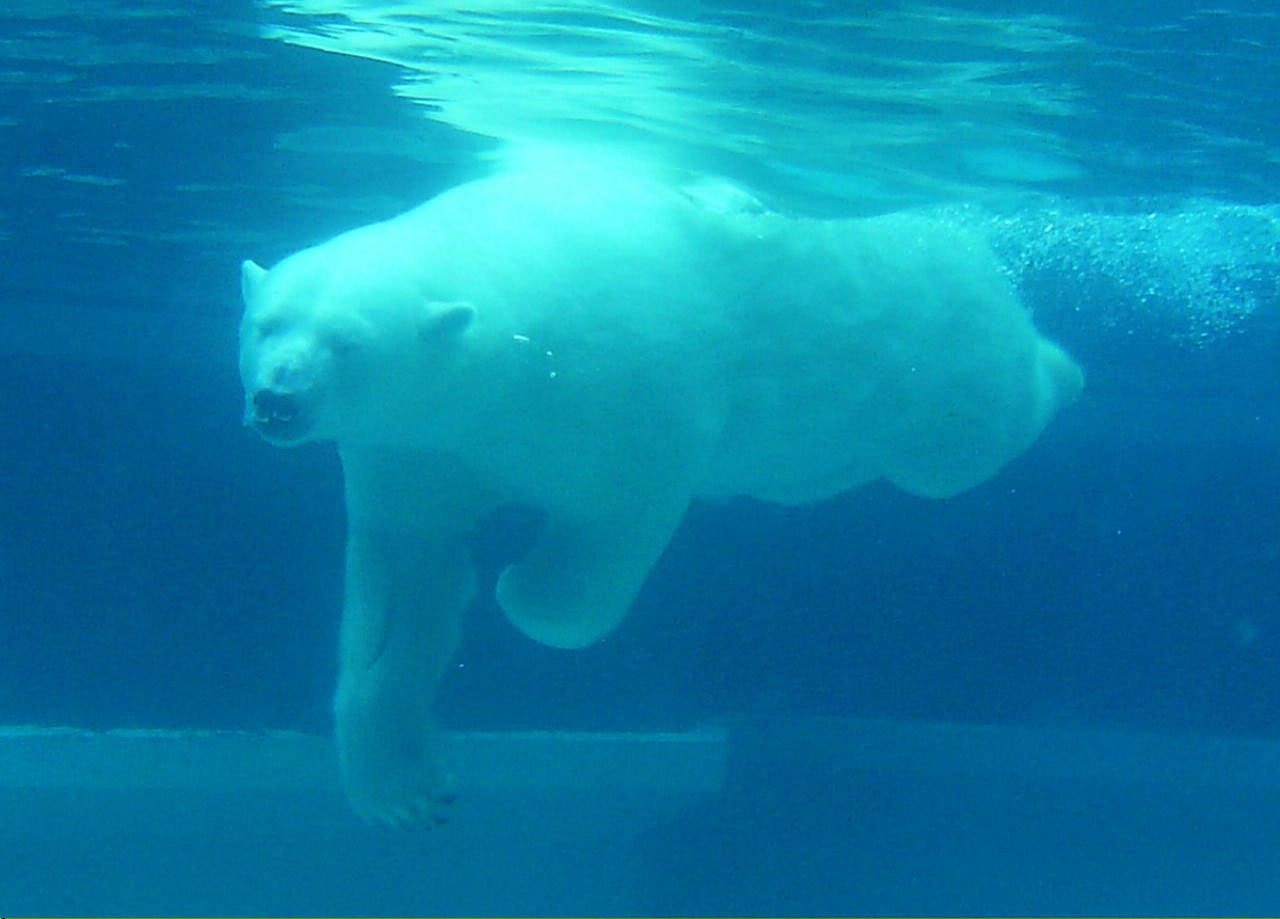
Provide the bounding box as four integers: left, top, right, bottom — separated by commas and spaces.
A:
1036, 338, 1085, 423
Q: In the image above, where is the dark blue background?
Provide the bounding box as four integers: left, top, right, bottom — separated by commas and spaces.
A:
0, 1, 1277, 745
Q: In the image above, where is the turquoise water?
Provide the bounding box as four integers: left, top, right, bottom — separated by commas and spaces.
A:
0, 1, 1278, 914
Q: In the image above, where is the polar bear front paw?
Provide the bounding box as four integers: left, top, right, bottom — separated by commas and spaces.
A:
335, 685, 457, 828
344, 754, 456, 829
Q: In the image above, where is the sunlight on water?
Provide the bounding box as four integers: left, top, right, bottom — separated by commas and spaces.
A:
262, 0, 1088, 213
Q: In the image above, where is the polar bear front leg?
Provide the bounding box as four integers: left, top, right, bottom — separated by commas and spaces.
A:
334, 448, 488, 826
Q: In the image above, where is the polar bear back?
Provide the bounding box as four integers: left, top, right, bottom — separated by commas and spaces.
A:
700, 209, 1082, 503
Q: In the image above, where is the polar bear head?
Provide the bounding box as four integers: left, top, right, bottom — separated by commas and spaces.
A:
239, 227, 476, 448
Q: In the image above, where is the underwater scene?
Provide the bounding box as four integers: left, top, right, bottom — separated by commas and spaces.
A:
1, 0, 1278, 915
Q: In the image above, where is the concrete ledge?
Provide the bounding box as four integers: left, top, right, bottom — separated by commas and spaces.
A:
0, 726, 727, 794
731, 715, 1280, 790
0, 728, 727, 916
6, 720, 1280, 915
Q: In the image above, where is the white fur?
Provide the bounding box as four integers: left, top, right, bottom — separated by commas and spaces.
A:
240, 156, 1082, 823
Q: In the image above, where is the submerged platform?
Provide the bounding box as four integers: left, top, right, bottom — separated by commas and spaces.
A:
2, 719, 1279, 915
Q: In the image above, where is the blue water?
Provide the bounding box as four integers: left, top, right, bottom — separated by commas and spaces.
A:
0, 1, 1278, 914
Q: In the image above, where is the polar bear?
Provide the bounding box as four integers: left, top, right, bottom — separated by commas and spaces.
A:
239, 154, 1082, 825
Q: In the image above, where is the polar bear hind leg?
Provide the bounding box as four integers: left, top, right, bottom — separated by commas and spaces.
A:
496, 487, 693, 649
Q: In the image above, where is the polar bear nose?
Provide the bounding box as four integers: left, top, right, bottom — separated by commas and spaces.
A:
251, 388, 302, 430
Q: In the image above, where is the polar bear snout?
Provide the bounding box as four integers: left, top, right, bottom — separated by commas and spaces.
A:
251, 387, 301, 425
247, 387, 312, 443
241, 336, 331, 444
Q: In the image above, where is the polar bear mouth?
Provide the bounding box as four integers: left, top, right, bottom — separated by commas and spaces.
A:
248, 388, 309, 441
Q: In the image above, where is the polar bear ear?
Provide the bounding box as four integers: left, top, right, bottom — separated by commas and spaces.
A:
241, 260, 268, 305
418, 300, 475, 342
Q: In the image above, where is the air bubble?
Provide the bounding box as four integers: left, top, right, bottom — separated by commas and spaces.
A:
942, 199, 1280, 347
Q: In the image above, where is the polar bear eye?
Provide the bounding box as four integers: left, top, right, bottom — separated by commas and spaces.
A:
256, 317, 284, 339
328, 326, 368, 356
